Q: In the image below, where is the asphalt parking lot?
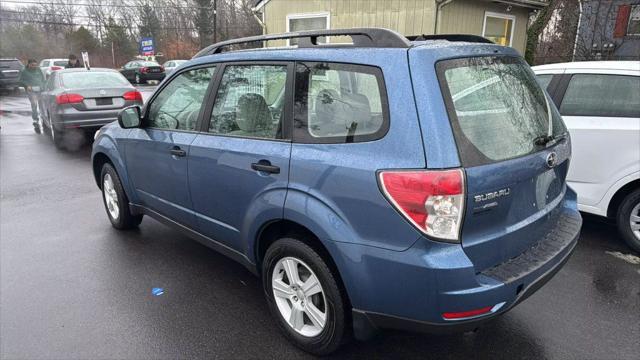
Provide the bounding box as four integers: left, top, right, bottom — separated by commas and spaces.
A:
1, 89, 639, 359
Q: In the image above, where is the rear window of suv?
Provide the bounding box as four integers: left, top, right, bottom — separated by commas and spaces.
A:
437, 56, 566, 167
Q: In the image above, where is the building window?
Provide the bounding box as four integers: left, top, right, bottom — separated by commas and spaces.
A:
482, 12, 515, 47
628, 5, 640, 35
286, 12, 330, 46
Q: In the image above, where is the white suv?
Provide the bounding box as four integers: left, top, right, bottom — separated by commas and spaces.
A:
39, 58, 68, 78
533, 61, 640, 252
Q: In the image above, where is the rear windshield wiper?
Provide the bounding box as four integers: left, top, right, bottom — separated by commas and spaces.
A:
534, 133, 567, 147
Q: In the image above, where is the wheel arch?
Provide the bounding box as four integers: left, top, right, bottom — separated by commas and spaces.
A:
255, 219, 353, 311
608, 179, 640, 218
91, 135, 139, 204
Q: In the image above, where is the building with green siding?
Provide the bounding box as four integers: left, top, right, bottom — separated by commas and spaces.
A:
252, 0, 548, 54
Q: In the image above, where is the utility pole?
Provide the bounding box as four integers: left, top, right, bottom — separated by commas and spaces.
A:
213, 0, 217, 43
111, 41, 116, 68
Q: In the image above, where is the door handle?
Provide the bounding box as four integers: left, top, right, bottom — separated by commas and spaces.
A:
170, 146, 186, 157
251, 160, 280, 174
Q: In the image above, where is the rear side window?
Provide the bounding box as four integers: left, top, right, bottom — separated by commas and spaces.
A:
437, 56, 566, 167
560, 74, 640, 118
294, 62, 389, 143
61, 72, 129, 88
536, 74, 553, 90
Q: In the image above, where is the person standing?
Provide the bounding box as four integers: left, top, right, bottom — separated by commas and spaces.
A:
19, 59, 45, 133
65, 54, 82, 69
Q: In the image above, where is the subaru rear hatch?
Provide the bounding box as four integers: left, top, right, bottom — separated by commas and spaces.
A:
411, 45, 572, 272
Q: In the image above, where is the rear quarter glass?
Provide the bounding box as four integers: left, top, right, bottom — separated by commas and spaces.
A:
436, 56, 566, 168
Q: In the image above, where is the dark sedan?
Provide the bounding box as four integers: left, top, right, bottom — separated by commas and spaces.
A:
120, 60, 165, 84
39, 68, 143, 149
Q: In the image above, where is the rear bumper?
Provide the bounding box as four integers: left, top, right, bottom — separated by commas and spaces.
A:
338, 197, 581, 340
352, 228, 578, 338
140, 73, 165, 81
54, 110, 119, 129
0, 78, 20, 88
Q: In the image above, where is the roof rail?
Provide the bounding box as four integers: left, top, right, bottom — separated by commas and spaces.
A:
193, 28, 411, 58
407, 34, 494, 44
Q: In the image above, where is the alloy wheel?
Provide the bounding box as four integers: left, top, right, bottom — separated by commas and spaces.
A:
272, 257, 327, 337
103, 173, 120, 220
630, 203, 640, 241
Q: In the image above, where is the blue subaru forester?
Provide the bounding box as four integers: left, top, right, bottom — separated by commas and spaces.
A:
92, 29, 582, 355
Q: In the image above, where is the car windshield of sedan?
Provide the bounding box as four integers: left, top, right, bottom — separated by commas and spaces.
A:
61, 72, 129, 88
139, 61, 160, 67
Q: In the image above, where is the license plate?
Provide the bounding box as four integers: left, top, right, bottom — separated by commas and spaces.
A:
96, 98, 113, 106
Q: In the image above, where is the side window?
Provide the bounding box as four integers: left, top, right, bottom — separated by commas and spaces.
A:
536, 74, 553, 90
41, 61, 50, 67
209, 65, 287, 139
147, 67, 216, 131
560, 74, 640, 117
294, 62, 389, 143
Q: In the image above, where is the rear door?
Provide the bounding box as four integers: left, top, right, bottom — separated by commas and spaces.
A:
125, 66, 217, 227
435, 56, 571, 271
188, 62, 292, 251
555, 70, 640, 208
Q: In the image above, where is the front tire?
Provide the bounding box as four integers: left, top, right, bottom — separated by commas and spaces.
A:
100, 163, 143, 230
262, 238, 348, 355
617, 189, 640, 253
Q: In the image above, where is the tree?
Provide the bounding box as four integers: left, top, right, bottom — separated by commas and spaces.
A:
138, 2, 161, 50
104, 17, 136, 66
194, 0, 214, 48
67, 26, 98, 54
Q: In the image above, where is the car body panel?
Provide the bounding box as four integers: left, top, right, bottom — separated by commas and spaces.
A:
124, 129, 198, 228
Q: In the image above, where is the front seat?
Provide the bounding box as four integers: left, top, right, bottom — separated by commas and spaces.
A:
231, 93, 274, 138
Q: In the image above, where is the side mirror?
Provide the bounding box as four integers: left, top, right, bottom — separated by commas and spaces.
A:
118, 106, 142, 128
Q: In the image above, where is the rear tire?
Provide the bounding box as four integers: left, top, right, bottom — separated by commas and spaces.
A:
100, 163, 143, 230
262, 238, 349, 356
617, 189, 640, 253
50, 123, 64, 149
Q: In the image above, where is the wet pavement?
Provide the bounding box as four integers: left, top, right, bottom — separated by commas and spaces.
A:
1, 91, 639, 359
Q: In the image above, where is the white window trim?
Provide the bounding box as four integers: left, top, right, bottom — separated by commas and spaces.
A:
285, 12, 331, 47
482, 11, 516, 47
628, 5, 640, 36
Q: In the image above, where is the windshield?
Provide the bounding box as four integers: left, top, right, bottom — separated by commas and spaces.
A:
140, 61, 159, 67
437, 56, 566, 167
61, 72, 129, 88
53, 61, 68, 66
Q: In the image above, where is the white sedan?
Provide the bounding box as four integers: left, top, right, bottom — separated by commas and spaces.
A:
533, 61, 640, 252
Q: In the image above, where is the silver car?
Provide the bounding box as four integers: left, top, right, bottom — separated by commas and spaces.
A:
162, 60, 188, 75
39, 68, 144, 149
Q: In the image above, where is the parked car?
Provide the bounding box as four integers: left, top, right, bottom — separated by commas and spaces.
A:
119, 60, 165, 84
40, 68, 143, 149
0, 58, 23, 92
533, 61, 640, 252
39, 58, 68, 79
162, 59, 188, 74
92, 29, 582, 355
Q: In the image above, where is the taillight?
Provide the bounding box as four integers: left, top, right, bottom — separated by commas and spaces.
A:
140, 67, 148, 74
51, 66, 63, 71
378, 169, 465, 242
55, 93, 84, 105
123, 90, 142, 102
